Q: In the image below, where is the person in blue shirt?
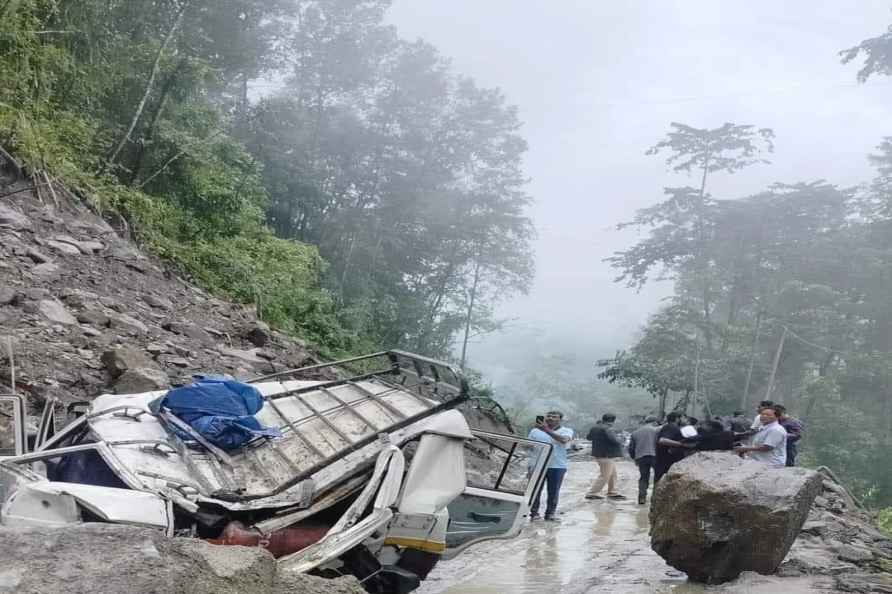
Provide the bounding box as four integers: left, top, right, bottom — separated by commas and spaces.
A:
527, 410, 574, 522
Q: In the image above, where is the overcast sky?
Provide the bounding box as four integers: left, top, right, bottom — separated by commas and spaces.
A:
386, 1, 892, 377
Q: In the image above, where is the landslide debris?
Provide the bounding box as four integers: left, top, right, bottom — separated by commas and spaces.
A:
781, 467, 892, 593
0, 169, 322, 415
0, 523, 364, 594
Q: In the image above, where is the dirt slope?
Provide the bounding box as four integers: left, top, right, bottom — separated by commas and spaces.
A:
0, 169, 318, 418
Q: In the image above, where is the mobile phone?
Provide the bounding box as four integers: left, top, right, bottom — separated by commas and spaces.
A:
535, 415, 544, 424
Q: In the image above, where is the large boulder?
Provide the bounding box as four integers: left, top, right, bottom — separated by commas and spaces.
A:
0, 523, 364, 594
650, 451, 822, 584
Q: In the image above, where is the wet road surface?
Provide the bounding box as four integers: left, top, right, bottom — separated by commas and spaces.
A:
418, 457, 831, 594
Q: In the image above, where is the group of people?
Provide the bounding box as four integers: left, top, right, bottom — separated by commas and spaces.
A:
526, 401, 804, 520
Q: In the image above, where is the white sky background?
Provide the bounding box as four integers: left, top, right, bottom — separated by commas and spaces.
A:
386, 1, 892, 381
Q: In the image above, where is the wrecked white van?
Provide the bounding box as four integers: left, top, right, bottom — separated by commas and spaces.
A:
0, 351, 550, 593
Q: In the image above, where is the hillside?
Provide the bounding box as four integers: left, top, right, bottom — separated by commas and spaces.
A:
0, 167, 319, 413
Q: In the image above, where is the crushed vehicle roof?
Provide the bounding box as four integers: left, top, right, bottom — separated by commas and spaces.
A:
35, 351, 470, 512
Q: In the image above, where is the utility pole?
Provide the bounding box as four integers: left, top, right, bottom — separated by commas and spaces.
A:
763, 327, 788, 403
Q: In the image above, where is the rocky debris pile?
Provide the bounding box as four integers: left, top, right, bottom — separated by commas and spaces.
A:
0, 170, 323, 416
650, 451, 823, 584
780, 467, 892, 593
0, 523, 363, 594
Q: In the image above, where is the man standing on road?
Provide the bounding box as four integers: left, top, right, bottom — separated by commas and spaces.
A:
735, 405, 788, 467
585, 413, 627, 500
750, 400, 774, 431
528, 411, 574, 522
774, 404, 803, 466
628, 416, 660, 505
654, 412, 690, 484
728, 410, 751, 434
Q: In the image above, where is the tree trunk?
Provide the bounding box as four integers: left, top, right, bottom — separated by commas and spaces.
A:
106, 1, 189, 169
459, 258, 482, 370
764, 327, 788, 402
128, 57, 188, 185
741, 309, 763, 410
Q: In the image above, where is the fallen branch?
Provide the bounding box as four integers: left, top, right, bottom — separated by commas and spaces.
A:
42, 171, 60, 210
0, 184, 51, 200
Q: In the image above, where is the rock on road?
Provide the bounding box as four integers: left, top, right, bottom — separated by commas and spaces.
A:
417, 456, 835, 594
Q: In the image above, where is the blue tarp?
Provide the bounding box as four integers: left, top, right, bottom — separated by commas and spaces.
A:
151, 376, 281, 450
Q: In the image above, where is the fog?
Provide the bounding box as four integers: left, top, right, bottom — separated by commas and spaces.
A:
388, 1, 892, 383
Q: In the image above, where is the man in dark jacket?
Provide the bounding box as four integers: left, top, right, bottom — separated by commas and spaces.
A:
628, 416, 660, 504
585, 413, 626, 500
654, 412, 691, 484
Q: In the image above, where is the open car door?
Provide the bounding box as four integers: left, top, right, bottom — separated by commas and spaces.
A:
442, 429, 552, 559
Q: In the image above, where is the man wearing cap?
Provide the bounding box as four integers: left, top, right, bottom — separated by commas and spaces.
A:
628, 416, 661, 504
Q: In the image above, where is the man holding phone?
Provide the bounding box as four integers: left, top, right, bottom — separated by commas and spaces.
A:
528, 410, 574, 522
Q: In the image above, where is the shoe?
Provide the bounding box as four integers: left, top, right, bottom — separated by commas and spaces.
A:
637, 497, 646, 505
607, 493, 627, 500
544, 516, 561, 523
530, 514, 541, 521
584, 494, 604, 500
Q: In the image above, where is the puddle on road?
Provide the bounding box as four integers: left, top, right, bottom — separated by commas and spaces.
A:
418, 458, 828, 594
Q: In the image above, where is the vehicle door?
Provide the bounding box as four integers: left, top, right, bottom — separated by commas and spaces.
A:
442, 429, 552, 559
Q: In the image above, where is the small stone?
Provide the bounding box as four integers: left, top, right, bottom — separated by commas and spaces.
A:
146, 343, 167, 355
163, 322, 211, 343
46, 240, 82, 256
20, 301, 38, 315
245, 321, 271, 347
25, 248, 51, 264
801, 520, 828, 536
142, 294, 173, 310
24, 288, 50, 301
113, 368, 169, 394
256, 349, 276, 361
76, 349, 94, 359
37, 299, 77, 325
101, 300, 127, 313
836, 544, 873, 564
101, 348, 158, 378
82, 326, 102, 338
125, 260, 149, 273
220, 347, 267, 365
109, 314, 149, 335
76, 310, 110, 327
32, 263, 59, 276
166, 357, 190, 368
75, 240, 104, 254
0, 203, 30, 230
0, 287, 15, 305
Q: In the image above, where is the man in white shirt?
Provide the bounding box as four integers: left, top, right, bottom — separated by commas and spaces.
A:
527, 411, 574, 521
735, 405, 787, 467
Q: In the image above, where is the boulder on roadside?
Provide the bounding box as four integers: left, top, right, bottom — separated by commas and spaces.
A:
650, 451, 822, 584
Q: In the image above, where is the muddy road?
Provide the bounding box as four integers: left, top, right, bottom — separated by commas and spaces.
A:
419, 456, 836, 594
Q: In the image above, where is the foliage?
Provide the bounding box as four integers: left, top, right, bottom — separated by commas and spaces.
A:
0, 0, 534, 363
879, 508, 892, 538
607, 115, 892, 504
